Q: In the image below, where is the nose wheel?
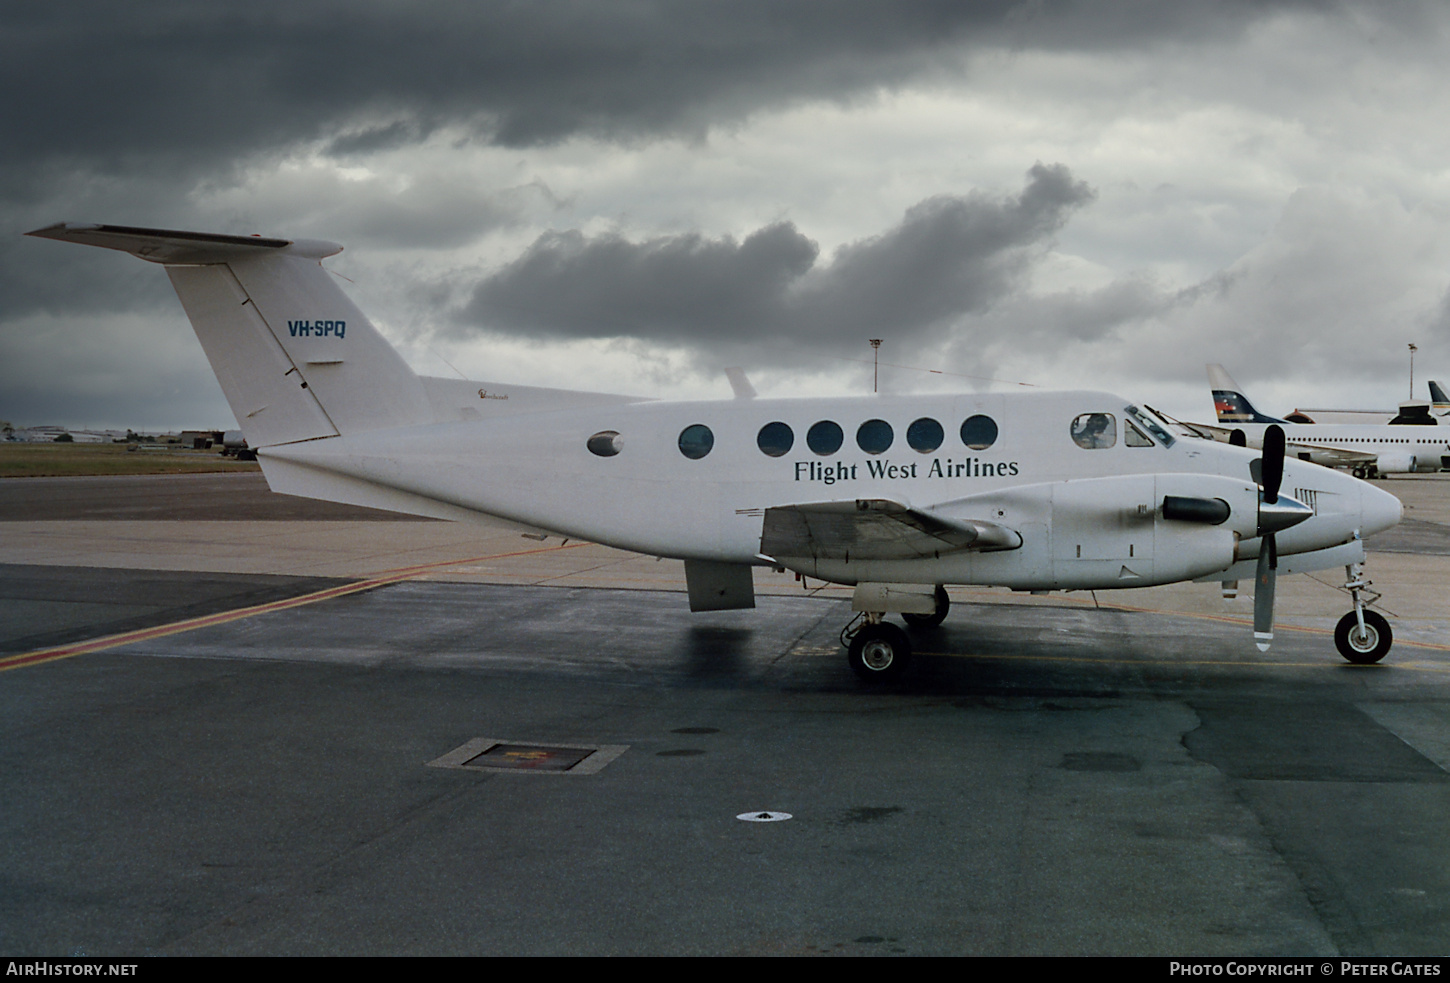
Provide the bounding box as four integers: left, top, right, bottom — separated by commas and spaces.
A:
1335, 609, 1392, 664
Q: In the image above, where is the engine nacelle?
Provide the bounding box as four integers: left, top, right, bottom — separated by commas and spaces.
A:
1374, 451, 1417, 474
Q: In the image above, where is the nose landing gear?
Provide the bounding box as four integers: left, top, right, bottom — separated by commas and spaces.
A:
1335, 562, 1392, 664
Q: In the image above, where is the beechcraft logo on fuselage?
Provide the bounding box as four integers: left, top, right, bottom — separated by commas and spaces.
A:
288, 320, 346, 338
795, 458, 1020, 485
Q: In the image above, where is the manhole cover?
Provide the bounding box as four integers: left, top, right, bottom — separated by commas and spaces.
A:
428, 738, 628, 776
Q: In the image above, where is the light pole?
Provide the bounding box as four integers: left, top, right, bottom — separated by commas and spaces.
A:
869, 339, 882, 393
1410, 343, 1418, 399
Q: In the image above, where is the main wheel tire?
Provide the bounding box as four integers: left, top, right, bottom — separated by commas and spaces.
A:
903, 586, 950, 630
847, 622, 912, 681
1335, 609, 1392, 664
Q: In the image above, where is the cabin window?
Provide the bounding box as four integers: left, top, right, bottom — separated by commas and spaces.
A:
856, 419, 894, 455
1071, 413, 1116, 449
807, 420, 844, 456
678, 424, 714, 460
960, 414, 999, 451
907, 417, 944, 453
757, 421, 794, 457
587, 430, 622, 457
1124, 420, 1154, 447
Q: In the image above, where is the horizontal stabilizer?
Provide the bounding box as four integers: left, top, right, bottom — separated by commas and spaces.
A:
761, 498, 1021, 562
25, 222, 342, 265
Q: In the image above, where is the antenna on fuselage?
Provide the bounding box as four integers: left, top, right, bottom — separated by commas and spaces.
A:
724, 367, 757, 400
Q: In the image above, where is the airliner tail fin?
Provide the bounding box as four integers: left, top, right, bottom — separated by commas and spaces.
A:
1206, 363, 1287, 425
26, 223, 431, 447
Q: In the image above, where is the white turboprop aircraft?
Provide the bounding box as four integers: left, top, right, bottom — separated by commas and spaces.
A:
1199, 364, 1449, 479
27, 223, 1406, 675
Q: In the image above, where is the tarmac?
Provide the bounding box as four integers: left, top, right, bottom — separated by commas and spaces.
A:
2, 472, 1449, 956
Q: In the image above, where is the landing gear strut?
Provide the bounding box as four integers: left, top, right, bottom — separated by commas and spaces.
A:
1334, 562, 1392, 664
843, 614, 912, 681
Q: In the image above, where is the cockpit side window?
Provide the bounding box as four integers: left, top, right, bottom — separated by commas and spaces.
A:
1071, 413, 1116, 449
1125, 404, 1175, 447
1124, 420, 1154, 447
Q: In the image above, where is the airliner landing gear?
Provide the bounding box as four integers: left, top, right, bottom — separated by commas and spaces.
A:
843, 614, 912, 681
1335, 562, 1392, 664
902, 586, 950, 629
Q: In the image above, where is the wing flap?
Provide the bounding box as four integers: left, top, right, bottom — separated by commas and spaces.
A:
761, 498, 1021, 561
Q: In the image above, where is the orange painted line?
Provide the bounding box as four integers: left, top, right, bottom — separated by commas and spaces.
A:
0, 540, 592, 673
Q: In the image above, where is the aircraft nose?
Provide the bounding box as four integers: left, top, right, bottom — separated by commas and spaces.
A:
1359, 482, 1403, 537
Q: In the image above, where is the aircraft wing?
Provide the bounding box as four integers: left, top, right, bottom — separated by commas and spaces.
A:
1183, 420, 1378, 465
1282, 441, 1376, 465
760, 498, 1021, 562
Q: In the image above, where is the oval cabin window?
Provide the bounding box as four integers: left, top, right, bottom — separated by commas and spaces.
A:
678, 424, 714, 460
907, 417, 944, 453
757, 421, 794, 457
856, 419, 894, 455
587, 430, 622, 457
960, 414, 999, 451
1070, 413, 1116, 449
807, 420, 844, 456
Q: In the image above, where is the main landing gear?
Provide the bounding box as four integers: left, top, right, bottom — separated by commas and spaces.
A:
1334, 562, 1392, 664
841, 586, 950, 681
844, 616, 912, 680
903, 585, 951, 629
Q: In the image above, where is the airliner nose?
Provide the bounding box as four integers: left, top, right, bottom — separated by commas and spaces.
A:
1359, 482, 1403, 538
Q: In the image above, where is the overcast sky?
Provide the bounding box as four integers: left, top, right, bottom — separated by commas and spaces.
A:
5, 0, 1449, 431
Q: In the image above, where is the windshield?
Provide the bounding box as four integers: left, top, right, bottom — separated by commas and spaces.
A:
1124, 404, 1175, 447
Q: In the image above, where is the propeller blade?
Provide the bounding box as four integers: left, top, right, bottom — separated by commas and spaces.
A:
1261, 424, 1285, 504
1253, 534, 1277, 651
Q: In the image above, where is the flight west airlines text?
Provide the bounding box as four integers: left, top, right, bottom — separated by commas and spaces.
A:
795, 457, 1022, 484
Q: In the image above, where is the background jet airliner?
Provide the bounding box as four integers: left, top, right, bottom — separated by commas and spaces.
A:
26, 223, 1404, 677
1431, 381, 1450, 418
1197, 364, 1450, 479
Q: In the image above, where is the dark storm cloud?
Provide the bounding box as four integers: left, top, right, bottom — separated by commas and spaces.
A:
2, 0, 1335, 194
460, 163, 1095, 348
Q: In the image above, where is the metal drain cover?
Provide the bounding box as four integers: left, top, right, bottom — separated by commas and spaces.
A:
737, 811, 793, 822
428, 738, 628, 776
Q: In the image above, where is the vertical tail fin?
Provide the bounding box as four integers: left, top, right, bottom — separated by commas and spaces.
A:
1206, 363, 1287, 425
25, 223, 430, 447
1429, 380, 1449, 416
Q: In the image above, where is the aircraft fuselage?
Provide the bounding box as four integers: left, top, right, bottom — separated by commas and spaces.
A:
261, 389, 1402, 592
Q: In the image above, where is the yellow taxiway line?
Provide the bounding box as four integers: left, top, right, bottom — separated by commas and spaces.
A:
3, 543, 1445, 673
0, 541, 591, 674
